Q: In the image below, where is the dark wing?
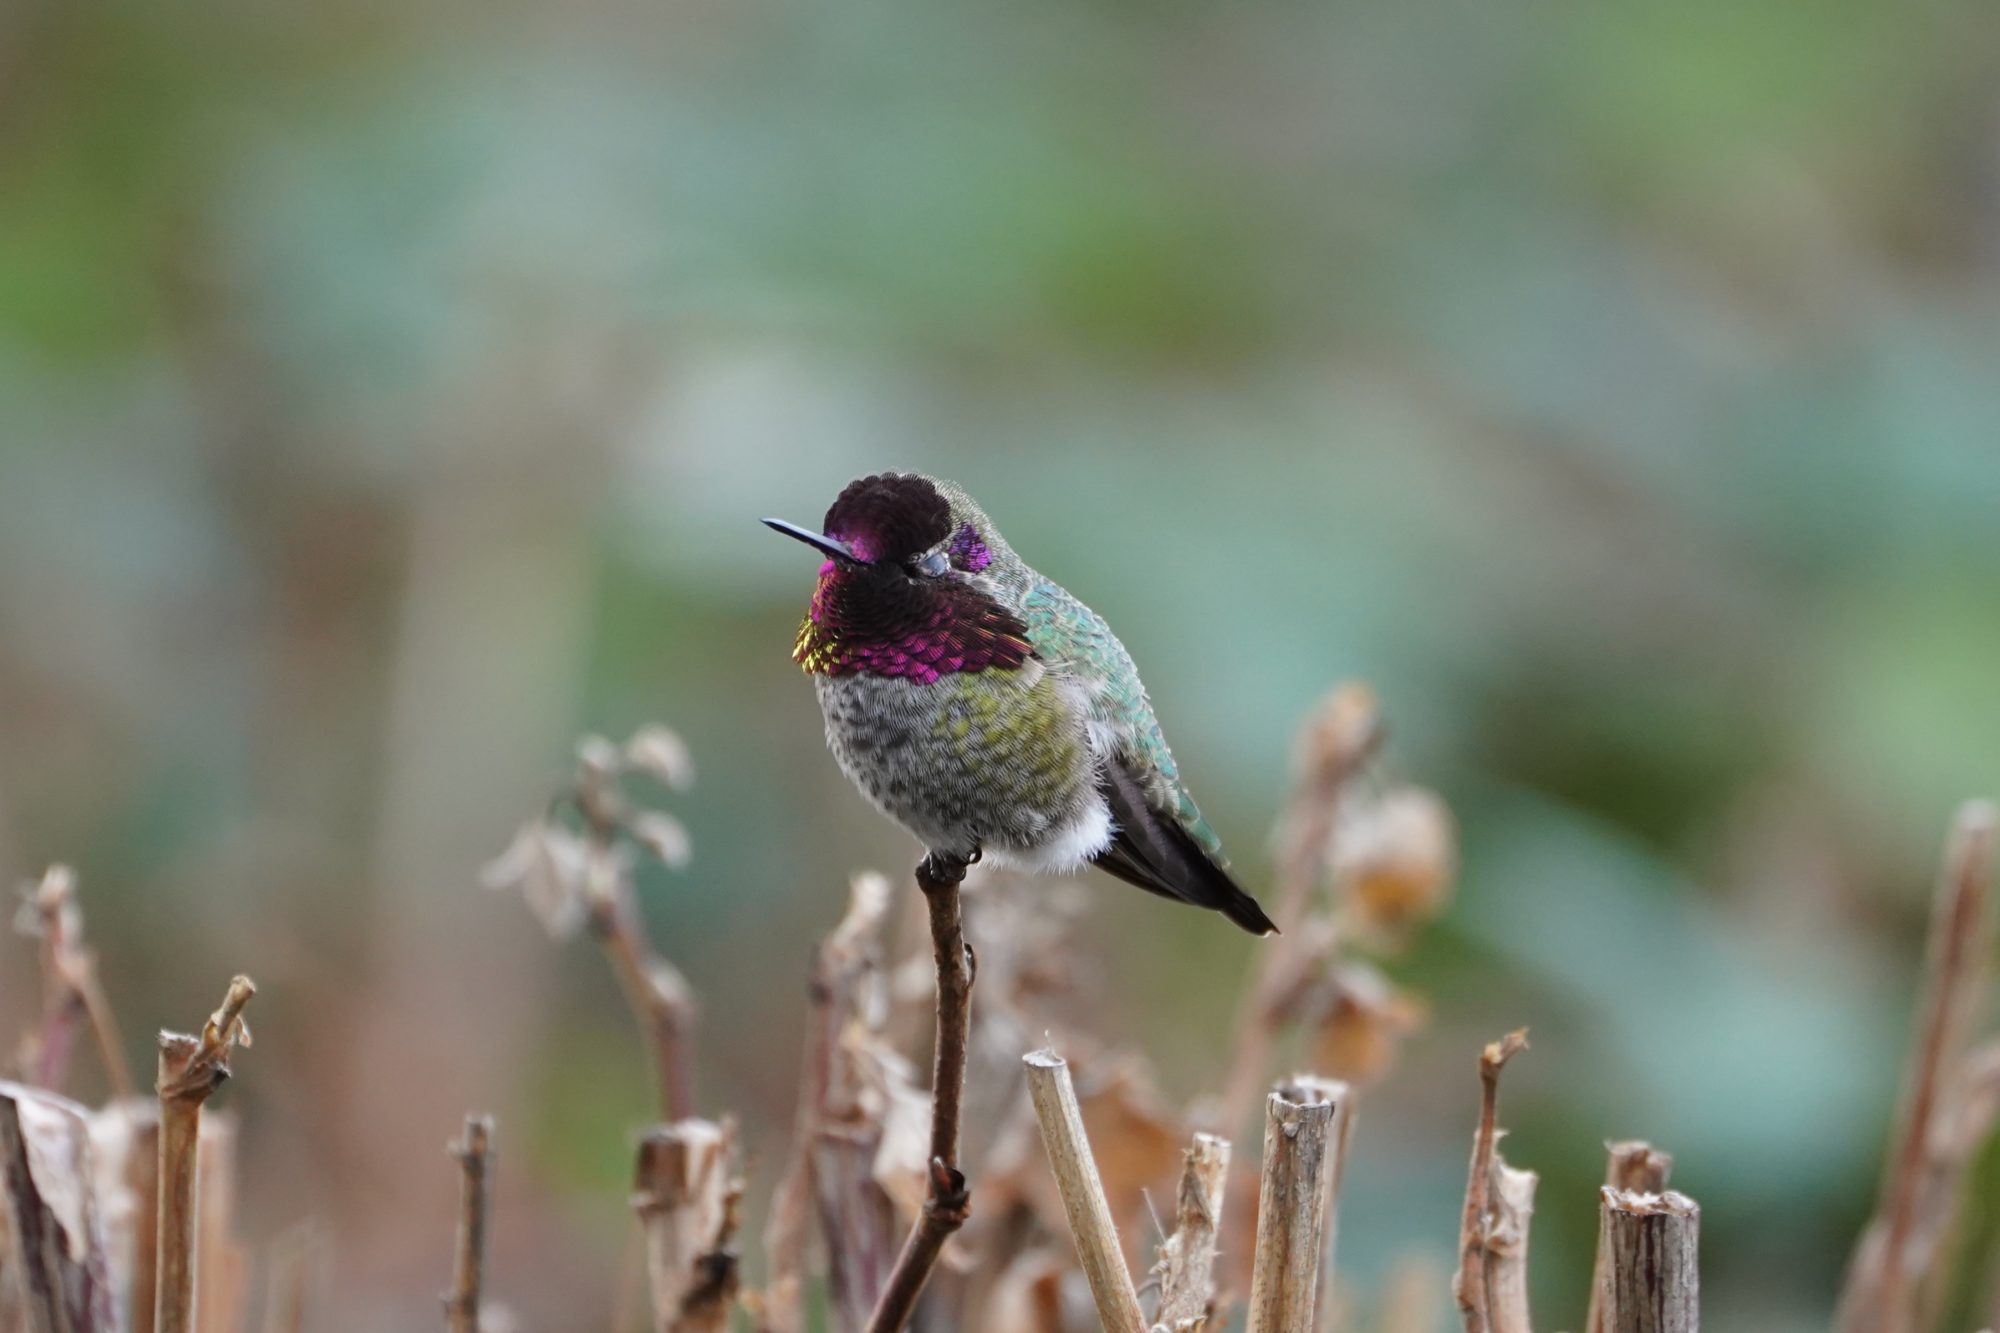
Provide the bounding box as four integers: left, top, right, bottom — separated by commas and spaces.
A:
1092, 757, 1278, 936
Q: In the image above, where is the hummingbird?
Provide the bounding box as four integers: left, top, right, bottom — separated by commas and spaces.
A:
765, 472, 1276, 935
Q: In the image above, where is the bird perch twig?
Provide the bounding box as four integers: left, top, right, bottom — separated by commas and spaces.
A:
863, 853, 976, 1333
1152, 1132, 1231, 1332
1453, 1028, 1528, 1333
154, 974, 256, 1333
1597, 1188, 1699, 1333
1246, 1077, 1343, 1333
443, 1115, 495, 1333
1022, 1048, 1148, 1333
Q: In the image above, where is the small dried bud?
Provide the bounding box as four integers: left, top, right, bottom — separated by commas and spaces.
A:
14, 865, 78, 938
576, 734, 622, 784
1311, 961, 1426, 1086
624, 725, 696, 792
628, 811, 692, 870
1295, 682, 1383, 789
1336, 786, 1455, 936
480, 818, 593, 939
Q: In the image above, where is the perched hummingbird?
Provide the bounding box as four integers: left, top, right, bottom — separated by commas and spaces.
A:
765, 472, 1276, 935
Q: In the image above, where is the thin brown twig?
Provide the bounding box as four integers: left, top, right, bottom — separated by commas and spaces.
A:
443, 1115, 495, 1333
864, 853, 976, 1333
1837, 800, 1996, 1333
1022, 1048, 1148, 1333
1453, 1028, 1528, 1333
155, 974, 256, 1333
1216, 685, 1382, 1139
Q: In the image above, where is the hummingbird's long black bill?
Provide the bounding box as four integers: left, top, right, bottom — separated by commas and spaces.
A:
763, 517, 859, 563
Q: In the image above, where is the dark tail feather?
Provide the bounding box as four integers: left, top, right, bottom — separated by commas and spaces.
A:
1091, 760, 1279, 937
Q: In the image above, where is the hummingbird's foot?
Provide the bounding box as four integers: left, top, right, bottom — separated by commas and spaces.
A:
917, 848, 976, 887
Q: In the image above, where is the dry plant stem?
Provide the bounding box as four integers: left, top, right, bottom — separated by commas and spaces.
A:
1247, 1080, 1342, 1333
1021, 1050, 1147, 1333
1836, 800, 1996, 1333
1217, 690, 1382, 1139
1453, 1029, 1528, 1333
762, 874, 891, 1333
263, 1223, 322, 1333
1879, 802, 1995, 1333
25, 867, 135, 1102
154, 976, 256, 1333
443, 1115, 494, 1333
587, 847, 699, 1123
863, 855, 976, 1333
1153, 1133, 1232, 1332
1597, 1189, 1699, 1333
1586, 1143, 1673, 1333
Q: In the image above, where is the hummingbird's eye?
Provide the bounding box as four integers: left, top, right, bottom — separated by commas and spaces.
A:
913, 548, 950, 578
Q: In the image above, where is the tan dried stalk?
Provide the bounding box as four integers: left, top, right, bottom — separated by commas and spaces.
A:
1246, 1079, 1343, 1333
1597, 1189, 1699, 1333
1152, 1132, 1231, 1332
195, 1113, 248, 1333
154, 975, 256, 1333
443, 1115, 495, 1333
864, 856, 977, 1333
1836, 800, 1996, 1333
1452, 1029, 1528, 1333
1022, 1049, 1147, 1333
1585, 1142, 1673, 1333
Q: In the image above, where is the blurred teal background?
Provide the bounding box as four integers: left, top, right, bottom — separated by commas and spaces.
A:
3, 0, 1999, 1328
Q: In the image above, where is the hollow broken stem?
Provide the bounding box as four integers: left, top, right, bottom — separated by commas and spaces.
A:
863, 854, 976, 1333
1586, 1142, 1674, 1333
1023, 1048, 1147, 1333
1246, 1078, 1343, 1333
1597, 1188, 1699, 1333
444, 1115, 495, 1333
155, 974, 256, 1333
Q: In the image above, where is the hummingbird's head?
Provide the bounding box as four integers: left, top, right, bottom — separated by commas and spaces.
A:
763, 473, 998, 579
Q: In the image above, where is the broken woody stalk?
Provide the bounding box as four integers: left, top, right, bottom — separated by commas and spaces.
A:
155, 975, 256, 1333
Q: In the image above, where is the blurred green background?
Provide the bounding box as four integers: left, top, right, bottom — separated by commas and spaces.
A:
3, 0, 1999, 1328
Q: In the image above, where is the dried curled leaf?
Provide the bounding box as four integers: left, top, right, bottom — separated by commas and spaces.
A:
0, 1081, 119, 1331
1335, 786, 1456, 939
1309, 960, 1428, 1087
625, 725, 697, 792
627, 811, 693, 870
480, 818, 593, 939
